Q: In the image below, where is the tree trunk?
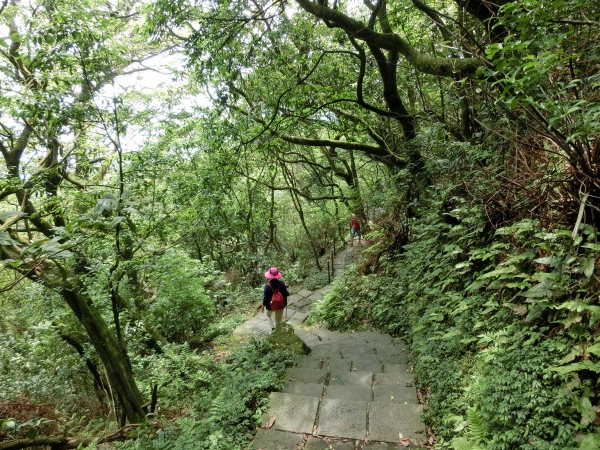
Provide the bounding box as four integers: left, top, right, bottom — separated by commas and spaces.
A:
60, 289, 146, 423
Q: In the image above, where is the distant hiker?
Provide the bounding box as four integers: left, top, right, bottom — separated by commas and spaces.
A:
349, 213, 362, 245
262, 267, 290, 332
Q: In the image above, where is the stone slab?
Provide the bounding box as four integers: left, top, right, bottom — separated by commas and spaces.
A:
287, 294, 304, 305
373, 385, 418, 404
233, 317, 272, 335
326, 356, 352, 373
362, 443, 393, 449
262, 392, 319, 434
382, 364, 412, 374
340, 345, 376, 358
374, 372, 415, 387
295, 297, 314, 309
351, 356, 383, 373
329, 371, 372, 388
288, 310, 308, 324
252, 428, 304, 449
282, 381, 324, 398
329, 440, 356, 450
304, 437, 356, 450
318, 398, 367, 440
303, 436, 330, 449
326, 384, 371, 403
286, 367, 327, 384
312, 345, 342, 357
316, 284, 333, 293
368, 403, 425, 442
297, 289, 314, 298
307, 292, 324, 301
295, 355, 325, 369
378, 353, 411, 366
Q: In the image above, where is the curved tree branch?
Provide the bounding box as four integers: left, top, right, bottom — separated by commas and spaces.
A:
295, 0, 481, 77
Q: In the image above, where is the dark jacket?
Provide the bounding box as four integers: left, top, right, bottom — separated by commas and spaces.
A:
262, 279, 289, 310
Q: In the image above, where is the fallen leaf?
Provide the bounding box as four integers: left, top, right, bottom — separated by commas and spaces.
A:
391, 395, 395, 400
401, 437, 411, 447
399, 433, 404, 439
265, 417, 276, 429
303, 434, 308, 441
364, 437, 370, 444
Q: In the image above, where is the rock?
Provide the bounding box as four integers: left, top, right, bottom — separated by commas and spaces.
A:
268, 323, 310, 355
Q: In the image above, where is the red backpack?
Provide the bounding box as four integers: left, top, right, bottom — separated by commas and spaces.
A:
267, 283, 285, 311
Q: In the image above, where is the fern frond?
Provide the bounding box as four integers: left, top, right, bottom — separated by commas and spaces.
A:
467, 407, 488, 445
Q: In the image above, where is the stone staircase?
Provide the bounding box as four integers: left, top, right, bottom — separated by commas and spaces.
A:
252, 329, 426, 449
233, 241, 427, 449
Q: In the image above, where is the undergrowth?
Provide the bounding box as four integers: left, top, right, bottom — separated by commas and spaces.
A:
121, 336, 294, 450
311, 193, 600, 449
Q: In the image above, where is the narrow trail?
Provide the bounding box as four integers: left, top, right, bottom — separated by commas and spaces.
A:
234, 242, 426, 449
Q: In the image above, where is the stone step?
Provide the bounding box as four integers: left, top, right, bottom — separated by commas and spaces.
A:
309, 343, 342, 357
261, 392, 318, 434
373, 384, 418, 404
351, 355, 383, 373
324, 355, 352, 373
287, 293, 304, 305
304, 436, 355, 449
297, 289, 314, 298
294, 354, 325, 370
325, 384, 371, 402
329, 371, 372, 387
285, 367, 328, 384
382, 364, 412, 374
368, 403, 426, 441
317, 398, 367, 440
251, 428, 303, 449
282, 381, 324, 398
374, 371, 415, 386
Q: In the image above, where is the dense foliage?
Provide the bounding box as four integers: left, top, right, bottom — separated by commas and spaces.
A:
1, 0, 599, 449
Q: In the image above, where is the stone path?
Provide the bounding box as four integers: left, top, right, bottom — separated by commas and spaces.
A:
233, 242, 364, 336
235, 241, 427, 449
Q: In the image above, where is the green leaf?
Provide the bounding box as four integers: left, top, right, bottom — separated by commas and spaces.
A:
0, 232, 18, 245
26, 428, 38, 440
0, 210, 26, 220
551, 360, 600, 375
582, 256, 595, 279
586, 343, 600, 356
579, 433, 600, 450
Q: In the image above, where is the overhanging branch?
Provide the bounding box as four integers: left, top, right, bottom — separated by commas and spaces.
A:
295, 0, 481, 77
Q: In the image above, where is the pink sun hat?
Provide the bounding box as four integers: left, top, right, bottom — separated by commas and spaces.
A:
264, 267, 283, 279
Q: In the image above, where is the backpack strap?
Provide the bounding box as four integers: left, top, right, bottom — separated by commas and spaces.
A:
267, 282, 279, 293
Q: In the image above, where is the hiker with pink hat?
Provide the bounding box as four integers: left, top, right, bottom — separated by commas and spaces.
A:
261, 267, 290, 332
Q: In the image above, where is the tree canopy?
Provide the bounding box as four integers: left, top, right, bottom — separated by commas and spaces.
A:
1, 0, 600, 449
